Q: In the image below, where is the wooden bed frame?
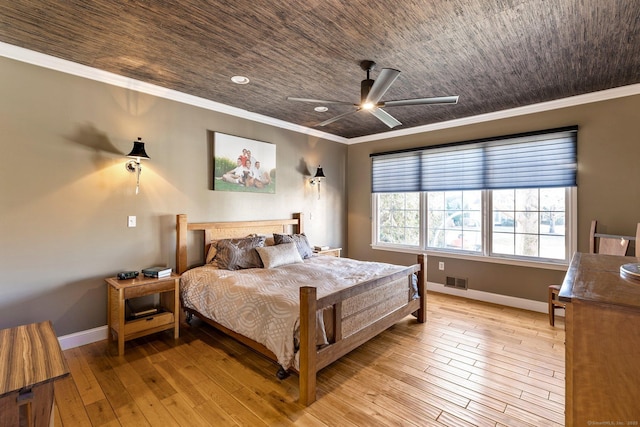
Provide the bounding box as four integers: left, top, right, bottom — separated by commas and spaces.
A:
176, 213, 426, 405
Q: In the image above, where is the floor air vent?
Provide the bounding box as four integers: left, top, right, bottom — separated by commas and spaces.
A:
445, 276, 468, 290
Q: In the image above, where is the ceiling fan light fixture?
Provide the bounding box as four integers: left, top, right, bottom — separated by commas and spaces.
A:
286, 59, 459, 129
314, 106, 328, 112
231, 75, 250, 85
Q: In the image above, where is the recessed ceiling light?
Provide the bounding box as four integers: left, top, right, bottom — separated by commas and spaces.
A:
231, 75, 250, 85
314, 106, 328, 112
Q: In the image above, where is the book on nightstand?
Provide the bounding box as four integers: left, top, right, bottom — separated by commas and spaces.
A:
142, 266, 172, 278
314, 245, 329, 251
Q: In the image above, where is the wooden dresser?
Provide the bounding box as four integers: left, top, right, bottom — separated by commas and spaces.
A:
559, 253, 640, 425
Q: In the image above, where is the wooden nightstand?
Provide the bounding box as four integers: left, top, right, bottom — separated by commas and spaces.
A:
106, 273, 180, 356
313, 247, 342, 257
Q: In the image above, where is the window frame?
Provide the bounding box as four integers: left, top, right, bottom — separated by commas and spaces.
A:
370, 126, 578, 270
371, 192, 425, 252
371, 187, 577, 270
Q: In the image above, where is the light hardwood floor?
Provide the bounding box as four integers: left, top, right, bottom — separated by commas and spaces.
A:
54, 292, 565, 426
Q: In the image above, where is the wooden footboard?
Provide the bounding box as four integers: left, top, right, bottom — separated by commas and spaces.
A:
175, 213, 427, 406
298, 257, 425, 405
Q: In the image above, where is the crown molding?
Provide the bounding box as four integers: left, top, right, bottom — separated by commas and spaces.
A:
2, 41, 639, 146
348, 83, 640, 144
0, 41, 348, 144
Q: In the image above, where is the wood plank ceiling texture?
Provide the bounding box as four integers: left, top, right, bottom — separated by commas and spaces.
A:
0, 0, 638, 139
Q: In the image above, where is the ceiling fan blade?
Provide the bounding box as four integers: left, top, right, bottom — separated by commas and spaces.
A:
383, 95, 459, 107
365, 68, 401, 104
287, 97, 355, 105
317, 109, 360, 127
369, 108, 402, 128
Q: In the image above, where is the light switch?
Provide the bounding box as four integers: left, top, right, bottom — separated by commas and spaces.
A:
128, 216, 136, 228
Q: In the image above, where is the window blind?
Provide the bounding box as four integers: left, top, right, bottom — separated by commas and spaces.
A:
371, 127, 577, 193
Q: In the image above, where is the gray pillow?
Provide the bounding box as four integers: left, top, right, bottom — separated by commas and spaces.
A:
256, 243, 303, 268
215, 236, 266, 270
273, 233, 313, 259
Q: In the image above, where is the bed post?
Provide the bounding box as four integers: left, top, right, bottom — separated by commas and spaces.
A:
177, 214, 188, 274
299, 286, 317, 406
293, 212, 304, 234
416, 254, 427, 323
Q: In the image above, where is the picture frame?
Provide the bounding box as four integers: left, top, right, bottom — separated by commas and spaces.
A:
213, 132, 276, 193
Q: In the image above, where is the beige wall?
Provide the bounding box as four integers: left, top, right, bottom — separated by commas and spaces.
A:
347, 94, 640, 302
0, 57, 346, 335
2, 53, 639, 337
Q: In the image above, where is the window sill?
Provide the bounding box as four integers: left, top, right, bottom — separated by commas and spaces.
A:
370, 244, 569, 271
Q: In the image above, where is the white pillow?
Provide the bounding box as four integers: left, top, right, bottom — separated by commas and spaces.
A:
256, 243, 303, 269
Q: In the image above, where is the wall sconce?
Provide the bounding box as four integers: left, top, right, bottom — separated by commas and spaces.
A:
309, 165, 326, 199
125, 137, 150, 194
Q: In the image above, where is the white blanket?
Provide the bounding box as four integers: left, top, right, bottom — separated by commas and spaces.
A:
180, 256, 409, 369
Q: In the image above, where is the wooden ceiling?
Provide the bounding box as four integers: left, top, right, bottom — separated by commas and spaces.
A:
1, 0, 638, 139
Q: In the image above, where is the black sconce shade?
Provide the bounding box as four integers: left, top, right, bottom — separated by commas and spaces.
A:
126, 137, 150, 159
313, 166, 325, 179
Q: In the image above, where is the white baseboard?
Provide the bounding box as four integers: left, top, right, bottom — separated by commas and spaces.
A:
427, 281, 561, 316
58, 325, 108, 350
57, 284, 559, 350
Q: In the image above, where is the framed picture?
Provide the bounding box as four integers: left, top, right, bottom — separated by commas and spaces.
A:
213, 132, 276, 193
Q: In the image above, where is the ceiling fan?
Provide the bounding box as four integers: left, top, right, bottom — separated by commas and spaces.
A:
287, 60, 459, 129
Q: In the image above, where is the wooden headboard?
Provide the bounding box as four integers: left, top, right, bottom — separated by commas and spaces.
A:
176, 213, 304, 274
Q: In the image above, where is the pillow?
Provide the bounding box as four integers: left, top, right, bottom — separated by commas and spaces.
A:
255, 233, 275, 246
256, 243, 303, 269
205, 240, 219, 264
273, 233, 314, 259
206, 234, 262, 264
215, 236, 266, 270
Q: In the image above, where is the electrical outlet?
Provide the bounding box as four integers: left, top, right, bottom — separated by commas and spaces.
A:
439, 261, 445, 271
128, 216, 136, 228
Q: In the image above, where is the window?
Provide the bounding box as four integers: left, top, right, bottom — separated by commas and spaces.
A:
491, 188, 567, 260
376, 192, 421, 246
427, 190, 482, 253
371, 127, 577, 265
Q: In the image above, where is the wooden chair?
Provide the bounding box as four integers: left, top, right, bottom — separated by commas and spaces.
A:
589, 220, 633, 256
548, 285, 565, 327
548, 220, 640, 326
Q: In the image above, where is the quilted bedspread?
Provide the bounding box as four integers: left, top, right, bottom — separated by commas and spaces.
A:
180, 256, 410, 369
